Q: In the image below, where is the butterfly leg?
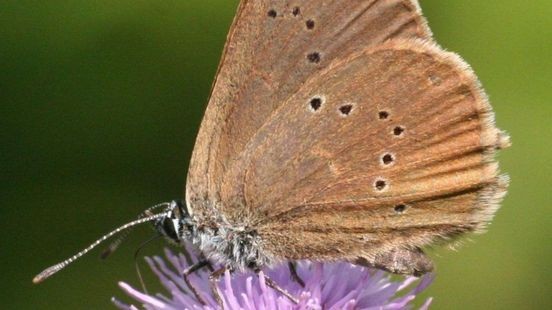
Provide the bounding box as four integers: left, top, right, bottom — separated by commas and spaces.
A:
182, 260, 210, 305
199, 252, 215, 272
288, 262, 305, 287
355, 247, 434, 277
209, 267, 227, 308
256, 270, 299, 304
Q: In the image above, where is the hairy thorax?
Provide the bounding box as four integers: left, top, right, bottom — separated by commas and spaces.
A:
188, 204, 274, 271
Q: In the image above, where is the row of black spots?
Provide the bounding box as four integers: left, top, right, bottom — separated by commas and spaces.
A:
307, 96, 354, 116
377, 110, 405, 137
304, 8, 319, 64
372, 178, 409, 214
289, 7, 315, 30
268, 7, 318, 62
299, 7, 317, 63
374, 110, 400, 196
305, 98, 402, 212
375, 111, 405, 213
268, 7, 315, 29
377, 154, 395, 210
267, 8, 319, 64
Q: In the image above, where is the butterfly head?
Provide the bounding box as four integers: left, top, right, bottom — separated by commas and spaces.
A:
154, 200, 195, 245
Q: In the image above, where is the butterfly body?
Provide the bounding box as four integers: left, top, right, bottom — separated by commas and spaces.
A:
154, 200, 270, 271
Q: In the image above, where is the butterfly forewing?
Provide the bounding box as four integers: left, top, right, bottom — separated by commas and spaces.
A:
187, 0, 433, 214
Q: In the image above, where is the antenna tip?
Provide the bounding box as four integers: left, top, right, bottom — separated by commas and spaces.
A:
32, 275, 43, 284
33, 264, 62, 284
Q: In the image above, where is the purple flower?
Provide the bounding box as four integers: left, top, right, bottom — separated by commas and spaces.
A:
114, 246, 433, 309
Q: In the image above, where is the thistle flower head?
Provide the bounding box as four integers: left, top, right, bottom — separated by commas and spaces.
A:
114, 246, 433, 309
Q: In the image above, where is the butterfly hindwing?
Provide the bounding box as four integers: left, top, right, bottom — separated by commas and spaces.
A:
234, 39, 508, 263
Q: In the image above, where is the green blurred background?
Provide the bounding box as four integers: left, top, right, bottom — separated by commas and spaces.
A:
1, 1, 550, 309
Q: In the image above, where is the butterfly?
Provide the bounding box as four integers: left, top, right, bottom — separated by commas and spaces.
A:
185, 0, 509, 275
35, 0, 509, 304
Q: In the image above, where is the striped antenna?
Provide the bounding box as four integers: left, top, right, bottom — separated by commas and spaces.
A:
100, 202, 171, 259
33, 212, 169, 284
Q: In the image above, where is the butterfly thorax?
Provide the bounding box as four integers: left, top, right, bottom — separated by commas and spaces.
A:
155, 200, 273, 271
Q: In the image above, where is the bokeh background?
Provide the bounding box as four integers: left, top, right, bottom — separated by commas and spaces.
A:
1, 0, 550, 309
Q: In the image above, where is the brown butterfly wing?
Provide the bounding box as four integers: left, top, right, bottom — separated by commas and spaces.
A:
186, 0, 433, 214
236, 39, 509, 266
